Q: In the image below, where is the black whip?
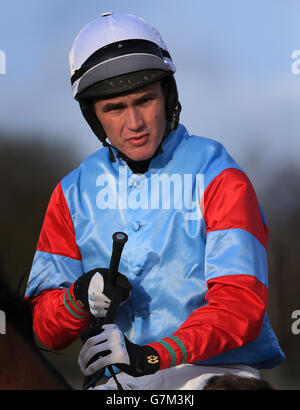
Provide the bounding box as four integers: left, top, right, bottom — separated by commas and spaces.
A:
82, 232, 128, 390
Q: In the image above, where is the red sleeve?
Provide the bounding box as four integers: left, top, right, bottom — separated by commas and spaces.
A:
201, 168, 268, 248
148, 168, 268, 369
37, 182, 81, 259
148, 275, 267, 369
28, 284, 92, 350
28, 183, 90, 350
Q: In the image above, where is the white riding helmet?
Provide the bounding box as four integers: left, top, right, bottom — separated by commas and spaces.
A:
69, 12, 181, 161
70, 12, 176, 98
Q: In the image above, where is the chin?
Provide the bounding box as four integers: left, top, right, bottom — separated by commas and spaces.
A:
127, 149, 155, 162
128, 155, 150, 162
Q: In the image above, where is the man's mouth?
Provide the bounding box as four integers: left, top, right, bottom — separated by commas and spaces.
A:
127, 134, 149, 146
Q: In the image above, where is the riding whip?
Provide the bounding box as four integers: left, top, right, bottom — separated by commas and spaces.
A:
82, 232, 128, 390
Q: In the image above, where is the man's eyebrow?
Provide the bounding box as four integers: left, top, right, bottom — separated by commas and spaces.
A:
101, 101, 126, 112
134, 91, 157, 104
101, 90, 158, 112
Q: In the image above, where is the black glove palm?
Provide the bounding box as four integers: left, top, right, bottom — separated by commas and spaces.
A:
117, 336, 160, 377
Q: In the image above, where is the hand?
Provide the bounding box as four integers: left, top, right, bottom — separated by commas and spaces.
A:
73, 268, 131, 318
78, 324, 160, 377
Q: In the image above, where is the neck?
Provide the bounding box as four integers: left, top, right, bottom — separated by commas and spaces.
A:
126, 158, 152, 174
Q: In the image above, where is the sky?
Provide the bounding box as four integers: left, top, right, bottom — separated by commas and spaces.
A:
0, 0, 300, 189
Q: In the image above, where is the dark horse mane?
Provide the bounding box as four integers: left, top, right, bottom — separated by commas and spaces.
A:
0, 268, 72, 389
0, 270, 34, 344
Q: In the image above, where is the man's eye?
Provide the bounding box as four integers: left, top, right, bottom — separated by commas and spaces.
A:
139, 97, 152, 104
106, 105, 124, 112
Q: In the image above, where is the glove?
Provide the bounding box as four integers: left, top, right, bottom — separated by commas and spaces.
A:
78, 324, 160, 377
73, 268, 131, 318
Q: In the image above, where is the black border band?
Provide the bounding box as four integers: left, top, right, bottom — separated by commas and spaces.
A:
71, 39, 172, 85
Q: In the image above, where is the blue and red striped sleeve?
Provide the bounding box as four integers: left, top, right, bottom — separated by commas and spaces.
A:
148, 168, 269, 369
25, 182, 92, 350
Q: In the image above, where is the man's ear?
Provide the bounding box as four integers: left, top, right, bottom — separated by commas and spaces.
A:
161, 76, 180, 126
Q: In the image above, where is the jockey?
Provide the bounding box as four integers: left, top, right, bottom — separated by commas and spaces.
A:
25, 12, 284, 390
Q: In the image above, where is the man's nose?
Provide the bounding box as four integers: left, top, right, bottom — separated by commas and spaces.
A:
126, 106, 144, 130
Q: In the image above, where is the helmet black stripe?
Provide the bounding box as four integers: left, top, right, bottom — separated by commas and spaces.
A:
71, 39, 172, 85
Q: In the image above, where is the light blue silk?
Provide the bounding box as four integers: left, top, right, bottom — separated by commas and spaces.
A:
25, 251, 83, 297
205, 228, 268, 286
25, 124, 284, 368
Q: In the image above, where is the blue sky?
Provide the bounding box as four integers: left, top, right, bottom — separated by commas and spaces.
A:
0, 0, 300, 189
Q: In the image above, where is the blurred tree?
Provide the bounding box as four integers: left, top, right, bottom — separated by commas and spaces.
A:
260, 165, 300, 389
0, 131, 86, 388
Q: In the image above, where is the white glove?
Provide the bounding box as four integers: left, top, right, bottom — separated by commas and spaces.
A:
78, 324, 130, 376
88, 272, 111, 317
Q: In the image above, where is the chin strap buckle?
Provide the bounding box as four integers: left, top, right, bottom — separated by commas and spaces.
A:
170, 103, 182, 131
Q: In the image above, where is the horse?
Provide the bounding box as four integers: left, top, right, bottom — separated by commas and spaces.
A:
0, 270, 72, 390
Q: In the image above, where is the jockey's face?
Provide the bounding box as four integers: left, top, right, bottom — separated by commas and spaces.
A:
94, 82, 166, 161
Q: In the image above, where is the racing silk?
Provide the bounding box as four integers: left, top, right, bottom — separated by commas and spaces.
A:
25, 123, 285, 370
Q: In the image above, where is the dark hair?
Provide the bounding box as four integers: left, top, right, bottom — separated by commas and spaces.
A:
203, 374, 276, 390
